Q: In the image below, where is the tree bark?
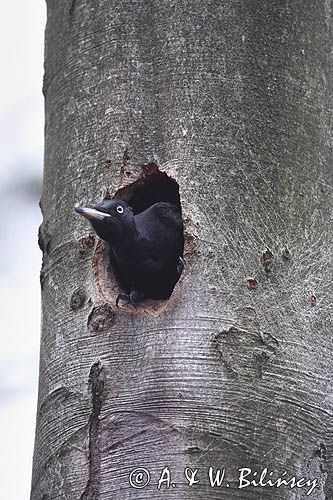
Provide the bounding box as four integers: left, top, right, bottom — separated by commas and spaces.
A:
32, 1, 332, 499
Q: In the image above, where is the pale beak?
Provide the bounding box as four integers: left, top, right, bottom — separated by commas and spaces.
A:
74, 205, 112, 221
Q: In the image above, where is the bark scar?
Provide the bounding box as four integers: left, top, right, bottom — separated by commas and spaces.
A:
80, 361, 105, 500
69, 0, 78, 16
120, 146, 130, 187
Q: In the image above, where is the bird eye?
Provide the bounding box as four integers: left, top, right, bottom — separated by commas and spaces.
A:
116, 205, 124, 214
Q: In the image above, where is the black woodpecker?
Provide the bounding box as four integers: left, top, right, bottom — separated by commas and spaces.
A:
75, 199, 184, 306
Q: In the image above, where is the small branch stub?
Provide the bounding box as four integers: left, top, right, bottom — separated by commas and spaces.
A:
70, 288, 86, 311
247, 277, 258, 290
282, 247, 291, 261
87, 304, 115, 333
310, 293, 317, 306
260, 248, 273, 274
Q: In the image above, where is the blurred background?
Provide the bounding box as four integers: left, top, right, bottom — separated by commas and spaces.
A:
0, 1, 46, 498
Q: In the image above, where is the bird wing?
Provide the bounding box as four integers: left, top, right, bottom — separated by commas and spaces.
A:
134, 202, 184, 256
151, 202, 183, 231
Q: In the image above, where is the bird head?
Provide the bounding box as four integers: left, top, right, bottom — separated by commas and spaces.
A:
75, 199, 136, 244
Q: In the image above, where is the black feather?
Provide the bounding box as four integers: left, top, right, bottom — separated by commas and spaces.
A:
75, 199, 184, 301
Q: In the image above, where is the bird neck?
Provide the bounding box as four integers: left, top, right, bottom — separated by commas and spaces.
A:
108, 219, 138, 252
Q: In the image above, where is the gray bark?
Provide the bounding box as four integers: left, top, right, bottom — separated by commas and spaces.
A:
32, 1, 332, 499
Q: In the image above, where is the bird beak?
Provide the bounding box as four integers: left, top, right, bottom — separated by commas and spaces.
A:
74, 205, 112, 221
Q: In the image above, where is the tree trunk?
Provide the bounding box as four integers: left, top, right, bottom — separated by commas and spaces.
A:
32, 1, 332, 499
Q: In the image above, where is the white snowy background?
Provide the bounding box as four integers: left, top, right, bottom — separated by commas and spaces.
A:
0, 2, 46, 498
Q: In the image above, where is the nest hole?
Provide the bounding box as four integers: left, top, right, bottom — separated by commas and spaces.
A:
114, 161, 181, 214
93, 162, 184, 316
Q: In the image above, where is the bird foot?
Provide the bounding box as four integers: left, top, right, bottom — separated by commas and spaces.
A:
116, 290, 145, 309
177, 256, 185, 276
116, 293, 130, 308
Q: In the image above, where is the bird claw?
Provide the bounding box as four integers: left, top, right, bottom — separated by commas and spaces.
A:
116, 290, 145, 309
177, 256, 185, 276
116, 293, 130, 308
130, 290, 145, 304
